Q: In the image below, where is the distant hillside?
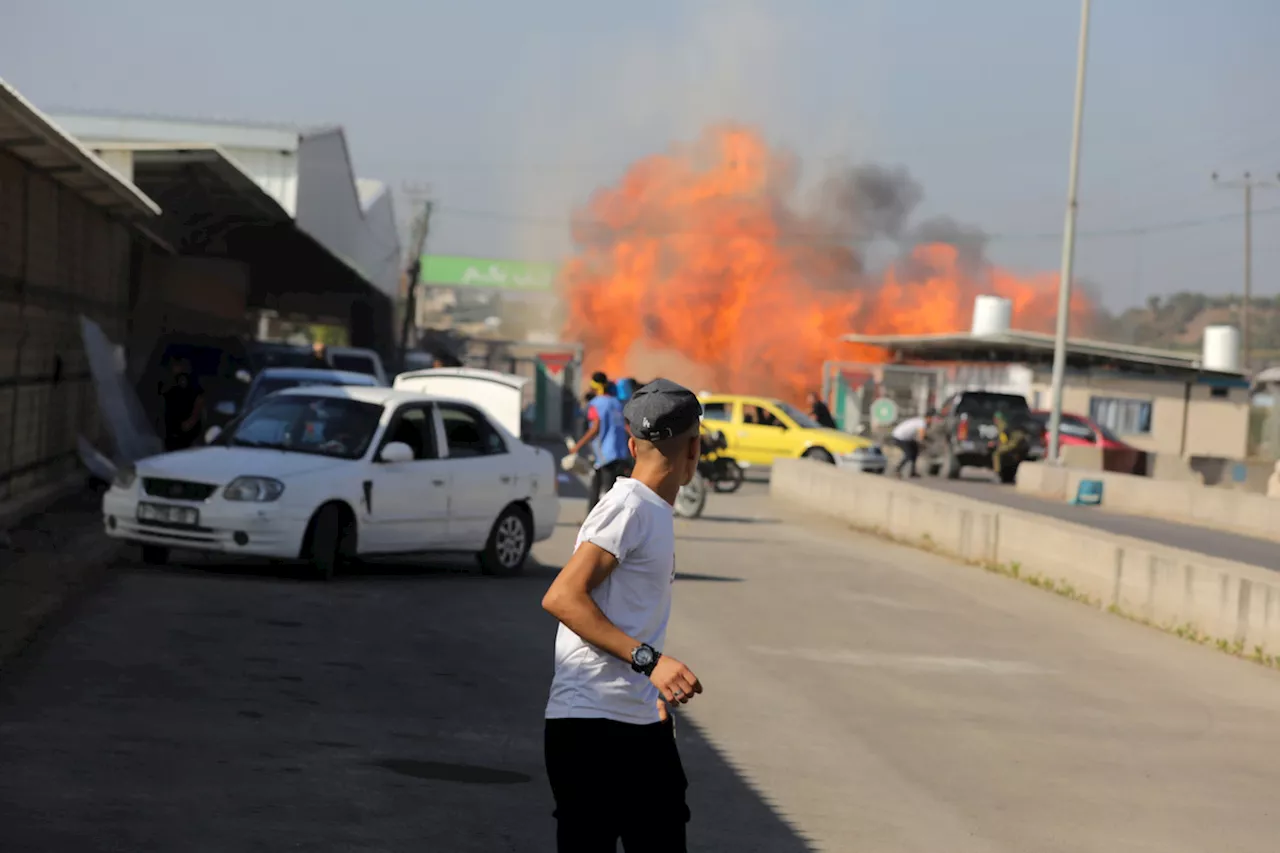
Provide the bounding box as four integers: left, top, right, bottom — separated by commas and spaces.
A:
1088, 292, 1280, 367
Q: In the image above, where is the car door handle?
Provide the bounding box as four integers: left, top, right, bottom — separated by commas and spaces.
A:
432, 479, 445, 487
499, 475, 512, 484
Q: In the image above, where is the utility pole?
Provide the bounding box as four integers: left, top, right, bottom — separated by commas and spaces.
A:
1212, 171, 1277, 371
1047, 0, 1091, 465
398, 195, 433, 370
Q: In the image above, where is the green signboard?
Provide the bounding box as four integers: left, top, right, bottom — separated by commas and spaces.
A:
420, 255, 558, 291
870, 397, 899, 426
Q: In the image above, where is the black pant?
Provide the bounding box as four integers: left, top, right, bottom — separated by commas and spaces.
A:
545, 717, 689, 851
893, 437, 919, 477
586, 459, 631, 515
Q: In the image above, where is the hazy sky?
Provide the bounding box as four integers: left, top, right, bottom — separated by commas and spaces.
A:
4, 0, 1278, 312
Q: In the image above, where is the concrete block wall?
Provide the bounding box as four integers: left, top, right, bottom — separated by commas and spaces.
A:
771, 458, 1280, 653
1015, 462, 1280, 543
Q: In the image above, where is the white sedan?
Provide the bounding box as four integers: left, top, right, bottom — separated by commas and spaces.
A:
101, 386, 560, 578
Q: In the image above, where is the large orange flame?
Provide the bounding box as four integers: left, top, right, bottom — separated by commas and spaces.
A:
561, 124, 1095, 400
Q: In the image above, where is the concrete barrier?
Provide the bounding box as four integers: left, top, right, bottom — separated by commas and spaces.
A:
1015, 462, 1280, 543
771, 458, 1280, 653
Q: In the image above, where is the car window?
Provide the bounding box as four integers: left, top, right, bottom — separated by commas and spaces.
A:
330, 353, 379, 377
227, 395, 383, 459
382, 405, 438, 460
744, 404, 785, 428
439, 404, 507, 458
1093, 421, 1122, 444
775, 400, 819, 429
702, 402, 730, 421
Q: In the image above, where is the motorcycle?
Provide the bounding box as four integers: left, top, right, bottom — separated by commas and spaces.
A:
699, 428, 744, 494
674, 428, 735, 519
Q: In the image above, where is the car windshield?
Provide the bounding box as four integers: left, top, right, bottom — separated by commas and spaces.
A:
957, 394, 1029, 416
775, 400, 821, 429
330, 353, 379, 377
226, 395, 383, 459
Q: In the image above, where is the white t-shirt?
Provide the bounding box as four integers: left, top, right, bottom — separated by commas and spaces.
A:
891, 416, 927, 442
545, 478, 676, 725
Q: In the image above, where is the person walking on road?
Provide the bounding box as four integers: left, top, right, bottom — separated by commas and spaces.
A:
542, 378, 706, 851
890, 413, 927, 478
808, 390, 837, 429
568, 381, 632, 514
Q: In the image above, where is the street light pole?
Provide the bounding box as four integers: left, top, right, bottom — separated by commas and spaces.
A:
1047, 0, 1092, 465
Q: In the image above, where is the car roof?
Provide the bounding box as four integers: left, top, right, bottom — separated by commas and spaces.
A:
257, 367, 379, 384
275, 384, 482, 411
699, 393, 783, 406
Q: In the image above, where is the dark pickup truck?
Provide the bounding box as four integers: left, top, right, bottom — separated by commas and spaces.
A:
923, 391, 1045, 482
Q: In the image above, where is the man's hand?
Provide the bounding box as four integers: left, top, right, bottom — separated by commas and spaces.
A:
649, 655, 702, 705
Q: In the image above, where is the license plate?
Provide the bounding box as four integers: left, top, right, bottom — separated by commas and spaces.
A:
138, 502, 200, 527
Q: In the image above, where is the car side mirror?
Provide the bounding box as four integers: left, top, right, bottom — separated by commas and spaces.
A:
204, 426, 222, 445
235, 369, 252, 384
379, 441, 414, 464
215, 400, 237, 417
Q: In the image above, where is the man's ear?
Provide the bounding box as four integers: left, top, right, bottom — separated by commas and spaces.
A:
628, 436, 638, 458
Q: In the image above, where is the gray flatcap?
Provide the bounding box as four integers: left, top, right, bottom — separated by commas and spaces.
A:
623, 378, 703, 441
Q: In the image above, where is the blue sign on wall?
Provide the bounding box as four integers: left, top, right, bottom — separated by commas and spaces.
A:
1071, 479, 1104, 506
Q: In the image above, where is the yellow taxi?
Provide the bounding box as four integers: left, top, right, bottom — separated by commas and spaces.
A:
697, 393, 886, 473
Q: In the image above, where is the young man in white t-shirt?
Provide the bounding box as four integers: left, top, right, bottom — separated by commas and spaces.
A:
541, 378, 705, 851
890, 413, 928, 478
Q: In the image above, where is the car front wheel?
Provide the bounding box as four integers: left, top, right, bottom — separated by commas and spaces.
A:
305, 503, 357, 581
803, 447, 835, 465
479, 505, 532, 576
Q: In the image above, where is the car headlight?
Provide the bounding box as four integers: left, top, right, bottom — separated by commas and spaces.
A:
223, 476, 285, 502
112, 464, 137, 490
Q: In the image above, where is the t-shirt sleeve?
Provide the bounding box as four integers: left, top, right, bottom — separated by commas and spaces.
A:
579, 497, 646, 563
587, 406, 599, 423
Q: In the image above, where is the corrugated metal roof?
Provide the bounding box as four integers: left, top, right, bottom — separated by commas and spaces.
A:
49, 111, 301, 153
841, 329, 1244, 376
0, 79, 160, 221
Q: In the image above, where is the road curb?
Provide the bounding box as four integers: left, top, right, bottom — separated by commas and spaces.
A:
0, 523, 120, 670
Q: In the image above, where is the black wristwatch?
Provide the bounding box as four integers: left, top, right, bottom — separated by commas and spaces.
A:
630, 643, 661, 676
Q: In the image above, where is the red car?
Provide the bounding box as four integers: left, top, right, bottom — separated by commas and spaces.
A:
1030, 410, 1142, 473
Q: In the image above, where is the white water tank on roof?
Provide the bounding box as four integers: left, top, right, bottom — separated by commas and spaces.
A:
971, 295, 1012, 336
1202, 325, 1241, 373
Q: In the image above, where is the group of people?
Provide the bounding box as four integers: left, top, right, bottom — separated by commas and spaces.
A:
887, 408, 1030, 479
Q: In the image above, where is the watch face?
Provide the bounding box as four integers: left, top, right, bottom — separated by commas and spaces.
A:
634, 646, 654, 667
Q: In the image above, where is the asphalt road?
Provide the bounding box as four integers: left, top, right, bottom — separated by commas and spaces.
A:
899, 466, 1280, 571
3, 485, 1280, 850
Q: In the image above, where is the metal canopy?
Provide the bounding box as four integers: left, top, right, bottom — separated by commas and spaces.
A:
0, 79, 160, 221
128, 147, 290, 252
841, 330, 1246, 380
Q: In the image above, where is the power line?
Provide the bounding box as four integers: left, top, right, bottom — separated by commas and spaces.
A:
430, 202, 1280, 245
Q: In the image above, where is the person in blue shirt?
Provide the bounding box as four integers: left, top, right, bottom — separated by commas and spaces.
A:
567, 381, 633, 513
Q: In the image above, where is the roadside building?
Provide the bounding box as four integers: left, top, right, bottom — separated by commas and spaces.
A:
842, 296, 1252, 460
0, 80, 163, 514
48, 111, 400, 376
